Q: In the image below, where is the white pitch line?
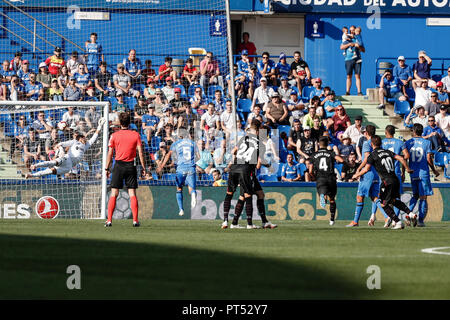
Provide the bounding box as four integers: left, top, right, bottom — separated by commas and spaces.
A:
421, 247, 450, 256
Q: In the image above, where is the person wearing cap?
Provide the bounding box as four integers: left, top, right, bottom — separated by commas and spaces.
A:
49, 77, 63, 101
85, 32, 103, 75
405, 105, 428, 128
182, 58, 199, 87
66, 51, 86, 76
338, 134, 355, 158
393, 56, 413, 87
257, 52, 277, 86
113, 62, 140, 98
323, 90, 343, 118
122, 49, 143, 85
144, 77, 157, 100
236, 49, 252, 82
237, 32, 257, 63
246, 63, 260, 98
141, 104, 160, 142
36, 61, 52, 91
289, 51, 311, 93
0, 60, 15, 84
435, 81, 449, 105
378, 69, 408, 110
309, 77, 325, 103
155, 140, 175, 176
413, 50, 434, 88
275, 52, 290, 80
113, 92, 130, 114
266, 92, 289, 128
157, 56, 178, 83
63, 76, 82, 101
156, 105, 175, 136
296, 125, 318, 164
343, 114, 363, 145
16, 59, 32, 84
44, 46, 65, 77
162, 76, 175, 102
286, 90, 306, 122
94, 61, 113, 100
200, 52, 224, 89
9, 51, 23, 72
251, 77, 274, 111
278, 76, 293, 101
170, 86, 188, 112
435, 104, 450, 139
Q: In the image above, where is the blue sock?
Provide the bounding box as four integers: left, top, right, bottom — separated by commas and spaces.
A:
419, 199, 427, 223
176, 191, 184, 211
354, 202, 364, 223
375, 199, 389, 219
409, 196, 418, 212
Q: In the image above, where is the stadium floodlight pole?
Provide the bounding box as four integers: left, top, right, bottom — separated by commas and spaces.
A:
225, 0, 238, 146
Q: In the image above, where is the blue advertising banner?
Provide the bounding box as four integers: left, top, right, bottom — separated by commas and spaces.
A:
272, 0, 450, 15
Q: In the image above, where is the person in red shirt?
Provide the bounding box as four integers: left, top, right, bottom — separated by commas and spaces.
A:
9, 52, 23, 72
237, 32, 257, 63
142, 59, 157, 84
182, 58, 199, 86
45, 47, 65, 77
105, 112, 146, 227
157, 56, 178, 83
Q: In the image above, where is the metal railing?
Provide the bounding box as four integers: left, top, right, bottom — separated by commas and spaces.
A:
375, 56, 450, 77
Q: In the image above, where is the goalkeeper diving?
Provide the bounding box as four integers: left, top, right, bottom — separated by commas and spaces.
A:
26, 118, 106, 178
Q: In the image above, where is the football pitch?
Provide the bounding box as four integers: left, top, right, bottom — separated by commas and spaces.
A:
0, 220, 449, 300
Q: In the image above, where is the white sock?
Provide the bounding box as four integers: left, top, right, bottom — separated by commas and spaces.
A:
32, 168, 54, 177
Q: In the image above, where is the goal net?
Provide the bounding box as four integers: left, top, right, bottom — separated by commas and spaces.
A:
0, 101, 109, 219
0, 0, 234, 188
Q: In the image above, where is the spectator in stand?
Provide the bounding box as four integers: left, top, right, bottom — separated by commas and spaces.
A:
62, 106, 81, 130
162, 77, 176, 103
170, 87, 188, 113
303, 105, 320, 129
2, 75, 24, 101
296, 125, 318, 163
423, 115, 446, 151
226, 64, 245, 99
211, 89, 226, 113
24, 72, 44, 101
377, 69, 408, 109
182, 58, 199, 87
212, 169, 227, 186
341, 152, 359, 182
220, 100, 234, 139
247, 104, 265, 127
94, 61, 113, 100
85, 32, 103, 75
123, 49, 143, 85
155, 142, 175, 176
159, 122, 176, 147
257, 52, 277, 86
278, 76, 293, 101
343, 114, 363, 146
200, 103, 220, 132
63, 76, 82, 101
413, 79, 432, 108
66, 51, 85, 76
133, 96, 148, 130
340, 25, 364, 95
196, 139, 213, 175
318, 86, 332, 107
413, 50, 434, 88
11, 115, 29, 158
289, 51, 311, 94
176, 102, 198, 132
287, 91, 306, 123
393, 56, 413, 87
17, 59, 32, 84
338, 135, 355, 158
9, 52, 23, 72
85, 105, 101, 130
23, 128, 43, 170
405, 105, 428, 128
287, 119, 303, 155
276, 53, 290, 81
45, 46, 65, 77
236, 50, 252, 83
156, 106, 175, 136
141, 105, 159, 142
237, 32, 257, 63
73, 64, 92, 93
151, 88, 168, 117
246, 64, 260, 99
0, 60, 15, 83
281, 153, 302, 182
213, 139, 232, 174
251, 77, 274, 111
144, 78, 157, 100
157, 57, 178, 83
311, 116, 326, 140
436, 81, 449, 105
112, 92, 129, 113
265, 92, 289, 128
32, 111, 53, 153
441, 66, 450, 93
323, 90, 343, 119
36, 63, 52, 96
113, 63, 140, 98
424, 91, 441, 117
328, 105, 351, 137
142, 60, 157, 85
435, 105, 449, 139
309, 78, 325, 103
189, 86, 208, 114
49, 78, 63, 101
57, 65, 70, 89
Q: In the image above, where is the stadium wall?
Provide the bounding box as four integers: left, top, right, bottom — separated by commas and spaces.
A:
1, 182, 448, 221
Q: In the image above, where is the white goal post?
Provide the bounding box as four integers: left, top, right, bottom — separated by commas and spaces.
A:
0, 100, 109, 220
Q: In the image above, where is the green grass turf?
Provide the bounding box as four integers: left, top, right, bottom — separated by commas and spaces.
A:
0, 219, 449, 299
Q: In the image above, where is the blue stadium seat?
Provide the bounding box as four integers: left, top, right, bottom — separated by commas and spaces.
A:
335, 163, 343, 175
162, 173, 177, 181
394, 100, 411, 116
296, 163, 307, 176
291, 86, 299, 95
434, 152, 447, 167
201, 173, 214, 182
124, 96, 137, 111
301, 86, 314, 101
444, 162, 450, 180
405, 87, 415, 102
260, 174, 278, 182
207, 85, 224, 98
375, 74, 382, 87
278, 138, 288, 163
3, 115, 14, 137
150, 136, 161, 153
277, 125, 291, 137
237, 98, 252, 113
188, 84, 203, 97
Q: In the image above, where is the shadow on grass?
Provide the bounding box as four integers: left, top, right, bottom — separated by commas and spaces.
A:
0, 234, 367, 299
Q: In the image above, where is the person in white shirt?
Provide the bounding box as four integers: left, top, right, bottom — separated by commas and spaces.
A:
413, 79, 432, 108
62, 106, 81, 128
66, 51, 86, 76
26, 118, 105, 178
251, 77, 274, 112
440, 66, 450, 93
343, 115, 363, 145
200, 103, 220, 131
405, 105, 428, 128
220, 100, 234, 137
435, 104, 450, 138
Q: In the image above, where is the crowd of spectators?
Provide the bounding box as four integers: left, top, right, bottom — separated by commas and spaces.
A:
0, 32, 449, 182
